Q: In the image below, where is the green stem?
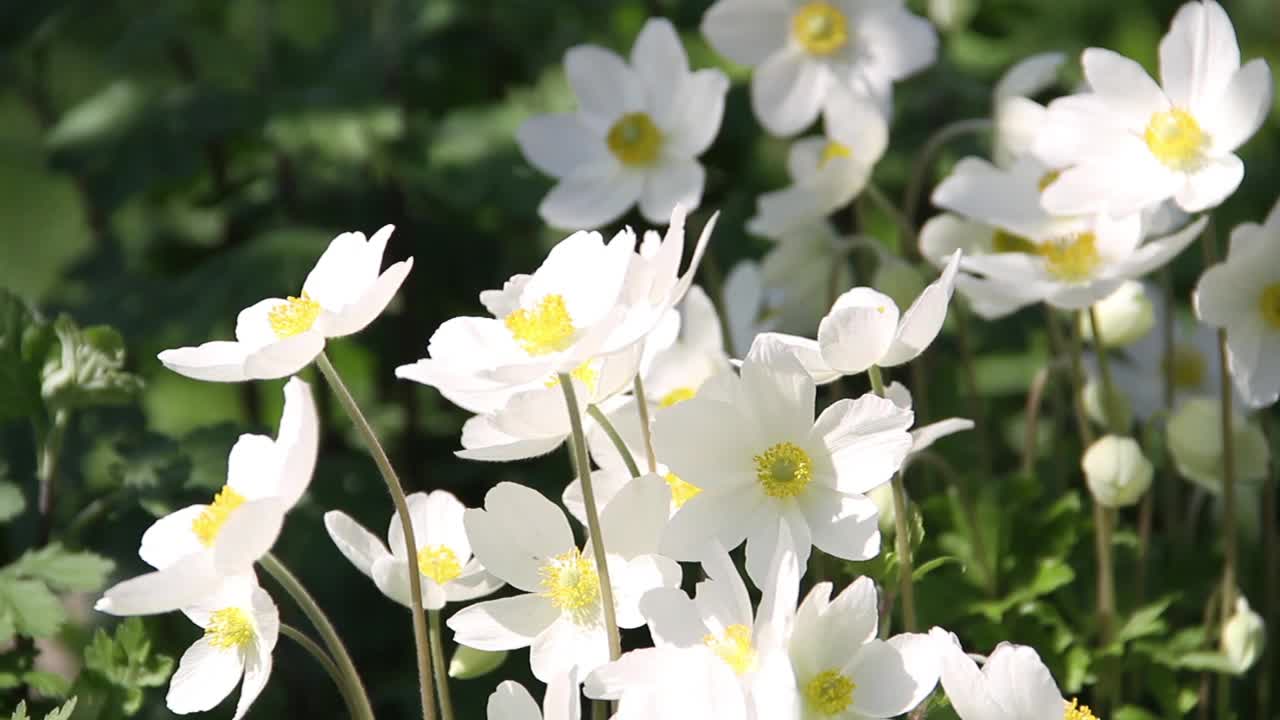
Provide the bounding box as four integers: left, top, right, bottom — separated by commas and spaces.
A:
260, 553, 375, 720
863, 182, 917, 252
632, 375, 658, 473
428, 611, 455, 720
902, 118, 993, 233
587, 405, 642, 478
954, 300, 993, 477
1259, 412, 1276, 720
1215, 329, 1238, 621
35, 408, 70, 546
279, 623, 357, 719
316, 352, 435, 720
868, 365, 916, 631
1087, 307, 1126, 434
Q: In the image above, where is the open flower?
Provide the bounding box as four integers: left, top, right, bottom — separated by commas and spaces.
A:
97, 378, 317, 616
165, 575, 278, 720
159, 227, 412, 382
1034, 1, 1272, 216
323, 490, 502, 610
518, 19, 729, 229
702, 0, 936, 136
488, 674, 580, 720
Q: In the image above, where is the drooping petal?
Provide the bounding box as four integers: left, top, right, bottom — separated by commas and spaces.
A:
817, 289, 900, 373
323, 511, 390, 580
274, 376, 318, 508
166, 638, 245, 715
157, 342, 253, 383
880, 250, 961, 366
487, 680, 542, 720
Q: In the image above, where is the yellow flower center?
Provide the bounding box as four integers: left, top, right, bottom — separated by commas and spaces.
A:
703, 624, 757, 675
544, 362, 600, 394
990, 229, 1038, 254
792, 2, 849, 56
1039, 232, 1100, 282
1064, 698, 1099, 720
818, 141, 853, 168
664, 472, 702, 508
1161, 343, 1206, 389
1037, 169, 1063, 192
659, 386, 697, 408
804, 669, 856, 715
268, 292, 321, 339
607, 113, 664, 167
417, 545, 463, 584
1144, 108, 1207, 171
1258, 283, 1280, 330
753, 441, 813, 498
539, 548, 601, 625
205, 607, 255, 650
505, 294, 576, 356
191, 486, 247, 547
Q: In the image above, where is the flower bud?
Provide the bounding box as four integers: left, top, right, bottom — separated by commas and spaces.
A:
928, 0, 977, 31
448, 646, 508, 679
868, 483, 895, 535
1167, 398, 1270, 494
1077, 281, 1155, 348
1082, 378, 1133, 431
1222, 596, 1265, 674
1082, 435, 1152, 508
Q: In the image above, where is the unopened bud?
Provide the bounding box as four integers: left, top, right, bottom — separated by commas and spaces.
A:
448, 646, 508, 679
1078, 281, 1154, 348
868, 483, 895, 535
1082, 435, 1152, 508
1167, 398, 1271, 494
1222, 596, 1265, 674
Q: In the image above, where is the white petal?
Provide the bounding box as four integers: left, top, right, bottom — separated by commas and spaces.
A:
752, 52, 830, 137
639, 161, 704, 224
1162, 0, 1241, 114
700, 0, 790, 67
817, 289, 900, 374
544, 670, 582, 720
1227, 316, 1280, 409
241, 331, 326, 380
301, 228, 386, 311
212, 498, 286, 574
322, 258, 413, 338
157, 342, 253, 383
800, 487, 880, 561
539, 169, 643, 231
518, 113, 605, 178
166, 638, 244, 714
445, 560, 506, 603
640, 587, 709, 647
323, 511, 389, 580
1174, 154, 1243, 213
854, 4, 938, 82
744, 511, 809, 594
138, 506, 206, 570
631, 18, 690, 126
1107, 216, 1207, 283
752, 332, 840, 385
659, 488, 765, 562
448, 593, 560, 651
610, 553, 682, 628
664, 69, 731, 157
96, 556, 222, 617
369, 555, 413, 607
487, 681, 542, 720
880, 250, 960, 366
1194, 262, 1253, 328
565, 45, 645, 135
600, 474, 671, 559
423, 490, 470, 560
983, 642, 1066, 718
752, 521, 801, 649
929, 628, 1015, 720
275, 376, 318, 508
994, 52, 1066, 103
530, 616, 610, 682
911, 417, 975, 453
232, 636, 273, 720
1081, 48, 1169, 132
465, 483, 574, 592
847, 634, 939, 717
1201, 59, 1272, 154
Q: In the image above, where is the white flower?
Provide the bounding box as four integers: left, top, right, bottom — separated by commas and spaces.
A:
447, 482, 679, 682
97, 379, 317, 616
323, 490, 502, 610
654, 335, 913, 586
518, 19, 729, 229
1166, 396, 1270, 494
702, 0, 937, 136
1082, 435, 1153, 508
764, 250, 961, 382
1034, 1, 1272, 216
724, 259, 784, 357
760, 223, 855, 340
1194, 197, 1280, 408
487, 674, 580, 720
158, 227, 411, 382
993, 52, 1066, 166
165, 575, 278, 720
1222, 596, 1265, 675
929, 627, 1095, 720
1076, 281, 1155, 348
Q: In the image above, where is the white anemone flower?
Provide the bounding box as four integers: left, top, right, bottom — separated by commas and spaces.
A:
1194, 198, 1280, 408
702, 0, 937, 136
166, 575, 278, 720
447, 482, 680, 682
97, 378, 317, 616
1034, 1, 1272, 217
517, 18, 729, 229
930, 627, 1099, 720
654, 335, 913, 586
487, 674, 580, 720
158, 227, 412, 382
323, 490, 502, 610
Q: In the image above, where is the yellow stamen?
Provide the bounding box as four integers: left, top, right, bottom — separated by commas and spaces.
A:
205, 607, 255, 650
505, 295, 576, 356
659, 387, 696, 408
545, 362, 599, 394
753, 441, 813, 498
417, 545, 463, 584
1259, 283, 1280, 330
539, 548, 600, 625
703, 624, 757, 675
818, 141, 853, 168
607, 113, 663, 167
1037, 169, 1063, 192
1144, 108, 1207, 171
191, 486, 247, 547
268, 292, 321, 339
991, 229, 1038, 254
1039, 232, 1100, 282
792, 2, 849, 56
1063, 698, 1099, 720
1161, 343, 1206, 388
664, 472, 702, 508
804, 669, 856, 715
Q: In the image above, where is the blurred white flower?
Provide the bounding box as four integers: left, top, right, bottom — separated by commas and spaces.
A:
1222, 596, 1265, 675
518, 19, 729, 229
487, 674, 580, 720
1077, 281, 1155, 348
760, 223, 855, 342
1082, 435, 1153, 508
158, 228, 411, 382
993, 52, 1067, 166
1166, 396, 1270, 494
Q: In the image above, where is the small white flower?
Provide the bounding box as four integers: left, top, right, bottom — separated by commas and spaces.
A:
165, 575, 278, 720
487, 674, 580, 720
97, 379, 317, 616
759, 223, 855, 341
1222, 596, 1266, 675
1076, 281, 1155, 348
1034, 1, 1272, 216
518, 19, 729, 229
1166, 396, 1270, 495
992, 52, 1066, 167
702, 0, 936, 136
1082, 435, 1154, 508
324, 490, 502, 610
158, 227, 412, 382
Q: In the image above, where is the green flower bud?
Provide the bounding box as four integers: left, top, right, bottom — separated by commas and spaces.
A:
448, 646, 508, 680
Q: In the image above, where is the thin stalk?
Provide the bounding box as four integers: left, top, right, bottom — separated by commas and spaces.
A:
954, 300, 992, 477
902, 118, 993, 231
868, 365, 916, 631
1215, 329, 1239, 620
35, 408, 70, 546
1259, 411, 1276, 720
428, 611, 455, 720
1087, 307, 1126, 435
587, 405, 642, 478
316, 353, 435, 720
1022, 365, 1053, 476
279, 623, 356, 719
260, 554, 375, 720
632, 375, 658, 473
1160, 267, 1182, 541
863, 182, 917, 252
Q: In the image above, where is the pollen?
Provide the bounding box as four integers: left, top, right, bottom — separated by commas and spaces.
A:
1063, 698, 1099, 720
417, 544, 463, 584
191, 485, 247, 547
545, 361, 600, 393
990, 229, 1038, 254
1144, 108, 1207, 171
539, 548, 601, 625
659, 386, 696, 408
792, 2, 849, 56
1039, 231, 1100, 282
607, 113, 664, 167
1259, 283, 1280, 329
804, 669, 856, 715
818, 141, 853, 168
205, 607, 255, 650
703, 624, 757, 675
505, 294, 576, 356
664, 472, 702, 508
753, 441, 813, 498
268, 292, 321, 339
1161, 343, 1206, 388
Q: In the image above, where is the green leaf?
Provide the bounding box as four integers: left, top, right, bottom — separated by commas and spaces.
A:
0, 479, 25, 524
1114, 707, 1160, 720
1115, 596, 1176, 645
10, 701, 28, 720
11, 544, 115, 593
913, 555, 960, 581
972, 558, 1075, 621
82, 617, 174, 715
0, 578, 65, 638
41, 315, 144, 411
0, 288, 47, 424
22, 670, 71, 698
43, 698, 77, 720
1175, 651, 1239, 674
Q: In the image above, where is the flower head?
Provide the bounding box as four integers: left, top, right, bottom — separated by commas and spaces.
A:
930, 627, 1089, 720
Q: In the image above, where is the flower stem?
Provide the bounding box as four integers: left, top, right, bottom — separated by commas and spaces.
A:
868, 365, 916, 631
954, 300, 992, 477
1215, 329, 1238, 618
279, 623, 357, 719
1087, 307, 1126, 434
260, 553, 376, 720
1258, 411, 1276, 720
428, 610, 455, 720
632, 375, 658, 473
588, 404, 642, 478
902, 118, 993, 231
863, 182, 917, 252
316, 352, 435, 720
35, 408, 70, 546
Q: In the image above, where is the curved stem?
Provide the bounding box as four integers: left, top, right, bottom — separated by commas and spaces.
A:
902, 118, 993, 232
632, 375, 658, 473
588, 405, 642, 479
316, 352, 435, 720
868, 365, 916, 631
260, 554, 375, 720
428, 611, 455, 720
279, 623, 356, 719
